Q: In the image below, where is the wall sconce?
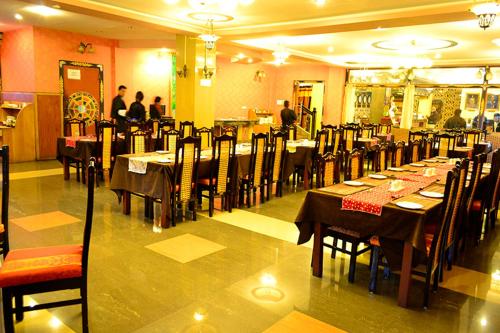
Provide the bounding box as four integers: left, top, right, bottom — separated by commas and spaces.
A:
254, 70, 266, 82
177, 64, 188, 78
199, 65, 214, 87
77, 42, 95, 54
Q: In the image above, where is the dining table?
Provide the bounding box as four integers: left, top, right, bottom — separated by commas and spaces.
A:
110, 140, 316, 228
56, 136, 97, 182
295, 157, 491, 308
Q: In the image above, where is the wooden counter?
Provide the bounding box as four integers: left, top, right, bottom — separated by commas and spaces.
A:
214, 119, 259, 142
0, 104, 36, 162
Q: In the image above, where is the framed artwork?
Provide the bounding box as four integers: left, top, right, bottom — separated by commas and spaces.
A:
465, 93, 480, 111
486, 94, 499, 111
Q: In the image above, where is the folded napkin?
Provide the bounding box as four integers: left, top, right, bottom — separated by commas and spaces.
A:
128, 155, 171, 174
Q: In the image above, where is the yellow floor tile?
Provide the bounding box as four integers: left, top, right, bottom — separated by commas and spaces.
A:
442, 266, 500, 305
10, 168, 75, 180
145, 234, 226, 263
11, 211, 81, 232
263, 311, 347, 333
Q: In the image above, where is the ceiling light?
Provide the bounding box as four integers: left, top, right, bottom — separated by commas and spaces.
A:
327, 46, 335, 53
314, 0, 326, 6
273, 46, 290, 66
493, 38, 500, 46
434, 53, 442, 59
247, 58, 253, 63
480, 317, 488, 327
164, 0, 180, 4
187, 12, 233, 22
237, 53, 245, 59
24, 5, 62, 17
198, 19, 219, 50
373, 38, 457, 54
14, 13, 23, 20
471, 2, 499, 30
239, 0, 254, 5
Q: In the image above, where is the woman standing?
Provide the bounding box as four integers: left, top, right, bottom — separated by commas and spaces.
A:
127, 91, 146, 122
149, 96, 163, 120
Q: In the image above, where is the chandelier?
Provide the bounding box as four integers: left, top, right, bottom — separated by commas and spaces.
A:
273, 45, 290, 66
471, 2, 499, 30
198, 19, 218, 50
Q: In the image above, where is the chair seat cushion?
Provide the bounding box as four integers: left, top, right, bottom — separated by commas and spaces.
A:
0, 245, 83, 288
471, 199, 482, 212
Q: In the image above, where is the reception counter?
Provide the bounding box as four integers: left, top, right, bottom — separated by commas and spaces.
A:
214, 119, 259, 142
0, 103, 37, 162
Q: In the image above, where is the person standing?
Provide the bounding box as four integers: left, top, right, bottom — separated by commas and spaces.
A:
127, 91, 146, 122
493, 113, 500, 132
443, 108, 467, 129
280, 100, 297, 128
149, 96, 163, 120
111, 85, 127, 133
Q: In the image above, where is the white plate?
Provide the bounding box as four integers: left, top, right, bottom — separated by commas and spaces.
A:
436, 156, 449, 160
396, 201, 424, 210
419, 191, 444, 198
423, 159, 437, 163
344, 181, 364, 186
369, 174, 388, 180
157, 159, 172, 164
410, 163, 425, 167
388, 167, 404, 172
156, 150, 169, 154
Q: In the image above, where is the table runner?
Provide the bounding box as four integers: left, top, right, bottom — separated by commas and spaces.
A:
128, 154, 174, 174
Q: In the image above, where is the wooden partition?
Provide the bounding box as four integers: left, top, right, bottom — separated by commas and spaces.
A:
36, 94, 62, 160
0, 104, 37, 162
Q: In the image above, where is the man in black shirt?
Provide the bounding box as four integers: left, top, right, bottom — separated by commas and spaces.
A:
127, 91, 146, 122
443, 108, 466, 129
111, 85, 127, 133
280, 100, 297, 129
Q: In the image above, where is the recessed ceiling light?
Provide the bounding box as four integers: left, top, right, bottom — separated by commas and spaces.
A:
327, 46, 334, 53
239, 0, 254, 5
164, 0, 180, 4
373, 38, 457, 53
52, 5, 61, 9
247, 58, 253, 63
187, 12, 233, 22
237, 53, 245, 59
314, 0, 326, 6
14, 13, 23, 20
434, 53, 442, 59
493, 38, 500, 46
24, 5, 62, 17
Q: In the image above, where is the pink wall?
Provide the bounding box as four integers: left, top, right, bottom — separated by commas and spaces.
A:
1, 26, 36, 92
215, 59, 346, 125
115, 48, 172, 115
33, 27, 116, 117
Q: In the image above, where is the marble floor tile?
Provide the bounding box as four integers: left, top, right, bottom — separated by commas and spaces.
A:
11, 211, 81, 232
145, 233, 226, 263
263, 311, 347, 333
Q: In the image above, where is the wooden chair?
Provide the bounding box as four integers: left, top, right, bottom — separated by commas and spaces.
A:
171, 136, 201, 225
434, 133, 457, 158
378, 123, 392, 135
466, 153, 487, 245
370, 168, 459, 309
1, 153, 95, 333
179, 121, 194, 138
407, 139, 422, 163
315, 152, 340, 188
266, 131, 287, 199
158, 128, 179, 152
127, 120, 144, 133
160, 119, 176, 132
361, 124, 376, 138
482, 149, 500, 231
321, 124, 337, 145
126, 130, 152, 154
95, 120, 117, 187
345, 148, 364, 181
342, 125, 359, 152
240, 133, 268, 207
222, 126, 238, 139
373, 143, 389, 172
197, 135, 236, 217
0, 146, 9, 258
391, 141, 405, 167
195, 127, 213, 150
286, 124, 297, 141
146, 119, 160, 139
463, 129, 481, 149
422, 137, 435, 160
329, 128, 343, 155
64, 118, 86, 137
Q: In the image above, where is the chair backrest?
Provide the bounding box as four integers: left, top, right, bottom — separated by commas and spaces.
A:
1, 146, 10, 256
428, 168, 459, 273
146, 119, 160, 138
464, 130, 481, 148
316, 152, 340, 188
222, 126, 238, 139
269, 131, 287, 182
361, 124, 375, 139
160, 119, 176, 132
446, 158, 469, 248
127, 120, 144, 134
345, 148, 364, 180
342, 125, 359, 151
287, 124, 297, 141
179, 121, 194, 138
392, 141, 405, 167
95, 120, 117, 170
466, 153, 487, 215
408, 130, 428, 142
174, 136, 201, 201
422, 137, 434, 160
315, 129, 329, 157
408, 139, 422, 163
321, 124, 336, 145
375, 143, 389, 172
379, 123, 392, 134
127, 130, 151, 154
82, 159, 96, 275
211, 135, 236, 195
489, 149, 500, 211
329, 128, 343, 155
435, 133, 457, 157
160, 128, 179, 152
249, 133, 268, 187
65, 118, 86, 137
195, 127, 213, 150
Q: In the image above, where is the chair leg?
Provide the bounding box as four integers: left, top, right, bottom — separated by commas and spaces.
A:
433, 268, 439, 292
348, 241, 358, 283
14, 294, 24, 322
423, 273, 431, 309
3, 289, 14, 333
447, 246, 453, 271
331, 238, 337, 258
81, 286, 89, 333
209, 191, 214, 217
247, 187, 251, 208
369, 246, 380, 293
76, 162, 81, 182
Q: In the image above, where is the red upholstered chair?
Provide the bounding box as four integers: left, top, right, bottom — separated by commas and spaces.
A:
0, 152, 95, 333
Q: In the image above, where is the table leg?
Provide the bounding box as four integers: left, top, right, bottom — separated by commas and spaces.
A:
312, 222, 324, 277
63, 157, 70, 180
122, 191, 131, 215
398, 241, 413, 307
304, 160, 311, 190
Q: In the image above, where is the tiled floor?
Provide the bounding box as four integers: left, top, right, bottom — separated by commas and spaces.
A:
3, 161, 500, 332
11, 211, 81, 232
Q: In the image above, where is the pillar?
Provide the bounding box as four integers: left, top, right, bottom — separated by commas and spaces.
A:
175, 35, 215, 129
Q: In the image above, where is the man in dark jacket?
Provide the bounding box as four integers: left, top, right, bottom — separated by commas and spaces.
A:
280, 100, 297, 128
443, 108, 466, 129
111, 85, 127, 133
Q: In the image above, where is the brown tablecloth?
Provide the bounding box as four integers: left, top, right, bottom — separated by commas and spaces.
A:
56, 137, 97, 164
285, 146, 314, 177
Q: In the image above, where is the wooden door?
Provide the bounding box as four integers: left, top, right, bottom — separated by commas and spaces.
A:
36, 94, 62, 159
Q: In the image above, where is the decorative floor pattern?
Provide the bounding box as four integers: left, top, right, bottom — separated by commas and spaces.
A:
263, 311, 347, 333
11, 211, 81, 232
